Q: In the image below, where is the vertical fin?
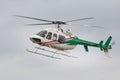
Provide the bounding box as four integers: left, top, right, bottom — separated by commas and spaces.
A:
103, 36, 112, 53
104, 36, 112, 48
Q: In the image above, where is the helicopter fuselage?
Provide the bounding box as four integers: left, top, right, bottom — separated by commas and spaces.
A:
30, 28, 77, 50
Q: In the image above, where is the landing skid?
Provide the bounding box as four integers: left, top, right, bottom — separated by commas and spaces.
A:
35, 47, 78, 58
26, 49, 61, 59
26, 46, 78, 59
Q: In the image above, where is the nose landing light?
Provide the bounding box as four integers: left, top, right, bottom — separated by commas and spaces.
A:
30, 38, 41, 43
30, 35, 41, 43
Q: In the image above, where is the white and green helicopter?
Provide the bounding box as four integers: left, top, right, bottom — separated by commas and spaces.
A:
15, 15, 113, 59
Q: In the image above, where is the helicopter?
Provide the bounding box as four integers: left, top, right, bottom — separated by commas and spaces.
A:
15, 15, 113, 59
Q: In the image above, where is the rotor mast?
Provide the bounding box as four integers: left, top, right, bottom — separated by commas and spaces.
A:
52, 21, 66, 28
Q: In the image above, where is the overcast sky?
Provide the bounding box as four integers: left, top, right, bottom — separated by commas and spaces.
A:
0, 0, 120, 80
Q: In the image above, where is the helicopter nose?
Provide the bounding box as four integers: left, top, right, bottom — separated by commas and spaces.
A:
30, 35, 41, 43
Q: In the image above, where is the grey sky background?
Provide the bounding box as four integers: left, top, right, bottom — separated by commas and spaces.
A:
0, 0, 120, 80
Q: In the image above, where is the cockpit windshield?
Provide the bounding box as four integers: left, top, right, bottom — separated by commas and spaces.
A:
37, 30, 47, 37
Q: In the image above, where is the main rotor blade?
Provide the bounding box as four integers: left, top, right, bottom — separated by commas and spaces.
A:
14, 15, 53, 22
81, 25, 104, 29
66, 17, 94, 23
27, 23, 53, 25
91, 26, 104, 28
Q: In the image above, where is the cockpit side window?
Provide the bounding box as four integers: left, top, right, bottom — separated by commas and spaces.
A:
52, 33, 57, 41
37, 30, 47, 37
46, 32, 52, 40
58, 35, 65, 43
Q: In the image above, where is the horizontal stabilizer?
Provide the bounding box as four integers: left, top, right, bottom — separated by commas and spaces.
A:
99, 41, 103, 51
84, 45, 89, 52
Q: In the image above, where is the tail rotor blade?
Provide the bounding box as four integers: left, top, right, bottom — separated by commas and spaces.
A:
111, 41, 115, 46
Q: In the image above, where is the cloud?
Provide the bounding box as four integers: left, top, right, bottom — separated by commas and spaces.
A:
0, 0, 120, 80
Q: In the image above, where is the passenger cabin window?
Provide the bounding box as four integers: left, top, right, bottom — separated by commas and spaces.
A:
46, 32, 52, 40
37, 30, 47, 37
53, 33, 57, 41
58, 35, 65, 42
